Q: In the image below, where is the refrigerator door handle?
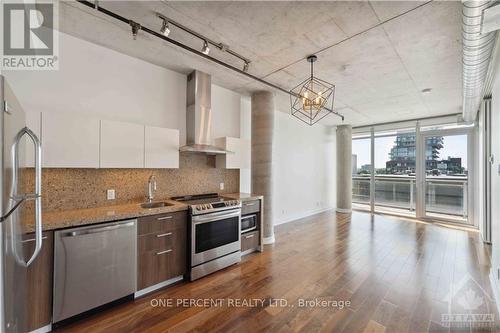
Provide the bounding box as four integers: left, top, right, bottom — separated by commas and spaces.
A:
9, 127, 42, 267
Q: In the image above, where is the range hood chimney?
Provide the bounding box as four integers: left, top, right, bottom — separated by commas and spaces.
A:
179, 70, 230, 154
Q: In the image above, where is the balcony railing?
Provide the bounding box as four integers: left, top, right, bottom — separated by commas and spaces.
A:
352, 175, 467, 218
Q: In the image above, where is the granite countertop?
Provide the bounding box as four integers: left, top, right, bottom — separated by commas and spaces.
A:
23, 193, 263, 233
23, 199, 188, 233
223, 193, 264, 201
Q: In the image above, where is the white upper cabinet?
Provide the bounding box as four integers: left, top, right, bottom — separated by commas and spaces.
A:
144, 126, 179, 169
100, 120, 145, 168
215, 137, 251, 169
42, 112, 100, 168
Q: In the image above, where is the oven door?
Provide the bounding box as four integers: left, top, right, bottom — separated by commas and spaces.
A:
191, 209, 241, 267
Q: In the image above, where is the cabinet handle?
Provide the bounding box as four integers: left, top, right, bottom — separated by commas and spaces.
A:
21, 236, 48, 244
156, 249, 172, 255
157, 216, 172, 221
245, 234, 254, 239
244, 202, 257, 206
156, 232, 172, 238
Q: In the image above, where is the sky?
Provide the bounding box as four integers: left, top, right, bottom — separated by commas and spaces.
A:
352, 134, 468, 170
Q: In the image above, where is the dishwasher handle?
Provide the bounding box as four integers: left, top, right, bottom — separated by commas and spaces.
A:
62, 221, 136, 237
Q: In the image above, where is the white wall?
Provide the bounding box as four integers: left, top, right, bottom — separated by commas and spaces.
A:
490, 63, 500, 300
239, 99, 336, 224
272, 111, 336, 225
4, 32, 242, 146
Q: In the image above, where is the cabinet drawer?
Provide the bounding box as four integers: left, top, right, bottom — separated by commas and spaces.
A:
137, 211, 187, 236
137, 242, 186, 290
138, 231, 175, 253
241, 200, 260, 215
241, 230, 260, 252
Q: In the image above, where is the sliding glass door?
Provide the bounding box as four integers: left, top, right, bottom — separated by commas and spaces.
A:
352, 123, 474, 226
374, 130, 416, 217
417, 129, 473, 225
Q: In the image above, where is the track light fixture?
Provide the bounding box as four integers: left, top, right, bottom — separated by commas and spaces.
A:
243, 61, 249, 72
129, 20, 141, 40
201, 40, 210, 55
160, 19, 170, 37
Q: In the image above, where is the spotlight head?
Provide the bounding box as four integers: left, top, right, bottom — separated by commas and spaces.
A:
243, 61, 249, 72
129, 20, 141, 40
201, 40, 210, 55
160, 20, 170, 37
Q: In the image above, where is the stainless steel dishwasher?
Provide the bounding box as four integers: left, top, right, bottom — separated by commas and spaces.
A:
53, 220, 137, 323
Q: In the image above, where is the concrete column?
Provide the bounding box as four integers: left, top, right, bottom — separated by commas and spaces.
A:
336, 125, 352, 213
251, 91, 275, 244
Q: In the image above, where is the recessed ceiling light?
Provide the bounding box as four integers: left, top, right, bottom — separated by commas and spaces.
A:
421, 88, 432, 94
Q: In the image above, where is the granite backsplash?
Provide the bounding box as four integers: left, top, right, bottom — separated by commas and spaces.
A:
22, 154, 239, 212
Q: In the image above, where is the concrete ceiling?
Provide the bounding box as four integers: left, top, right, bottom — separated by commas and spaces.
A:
59, 1, 462, 126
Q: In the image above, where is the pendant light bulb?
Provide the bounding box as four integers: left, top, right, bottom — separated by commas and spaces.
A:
201, 40, 210, 55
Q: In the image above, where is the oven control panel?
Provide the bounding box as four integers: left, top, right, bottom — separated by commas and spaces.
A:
191, 200, 241, 214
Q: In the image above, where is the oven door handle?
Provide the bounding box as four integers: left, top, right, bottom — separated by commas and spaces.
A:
192, 209, 241, 224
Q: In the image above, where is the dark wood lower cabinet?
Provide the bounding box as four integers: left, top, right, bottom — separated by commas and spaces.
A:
241, 230, 260, 252
22, 231, 53, 332
137, 211, 187, 290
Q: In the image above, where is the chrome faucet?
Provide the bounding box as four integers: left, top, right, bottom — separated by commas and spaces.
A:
146, 175, 157, 203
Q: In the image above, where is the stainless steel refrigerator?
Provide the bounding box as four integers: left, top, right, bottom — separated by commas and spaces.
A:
0, 75, 42, 333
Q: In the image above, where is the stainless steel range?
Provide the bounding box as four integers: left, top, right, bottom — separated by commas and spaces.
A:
171, 193, 241, 281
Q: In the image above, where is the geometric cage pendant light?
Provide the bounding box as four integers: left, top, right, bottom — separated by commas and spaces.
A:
290, 55, 339, 125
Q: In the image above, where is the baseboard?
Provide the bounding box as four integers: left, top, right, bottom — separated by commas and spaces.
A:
336, 207, 352, 214
274, 207, 334, 226
134, 275, 184, 298
263, 235, 275, 244
489, 271, 500, 318
29, 324, 52, 333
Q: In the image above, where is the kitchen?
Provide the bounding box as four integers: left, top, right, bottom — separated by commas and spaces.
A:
2, 1, 499, 333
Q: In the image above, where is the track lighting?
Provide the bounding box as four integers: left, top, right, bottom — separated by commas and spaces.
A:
129, 20, 141, 40
201, 40, 210, 55
160, 19, 170, 37
243, 61, 249, 72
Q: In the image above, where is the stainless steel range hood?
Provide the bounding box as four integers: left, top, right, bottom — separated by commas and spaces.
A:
179, 70, 230, 154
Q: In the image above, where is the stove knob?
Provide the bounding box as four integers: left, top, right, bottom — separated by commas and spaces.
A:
196, 205, 202, 210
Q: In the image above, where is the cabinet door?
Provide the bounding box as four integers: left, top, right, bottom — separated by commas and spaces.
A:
23, 231, 53, 332
42, 112, 100, 168
144, 126, 179, 168
215, 137, 251, 169
100, 120, 144, 168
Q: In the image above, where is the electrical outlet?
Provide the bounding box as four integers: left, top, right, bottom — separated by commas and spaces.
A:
219, 182, 224, 190
107, 189, 115, 200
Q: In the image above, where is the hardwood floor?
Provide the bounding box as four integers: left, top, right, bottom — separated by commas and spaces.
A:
55, 211, 499, 333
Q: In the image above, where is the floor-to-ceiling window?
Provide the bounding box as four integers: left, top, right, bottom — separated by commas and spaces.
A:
351, 119, 474, 225
352, 134, 371, 211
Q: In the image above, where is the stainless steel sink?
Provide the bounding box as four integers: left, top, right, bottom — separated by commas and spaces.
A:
140, 202, 173, 209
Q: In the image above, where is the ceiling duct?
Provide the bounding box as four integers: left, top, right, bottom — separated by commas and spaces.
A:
462, 1, 497, 122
